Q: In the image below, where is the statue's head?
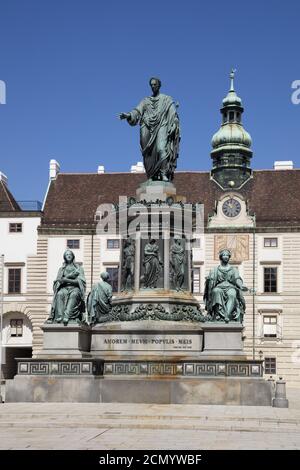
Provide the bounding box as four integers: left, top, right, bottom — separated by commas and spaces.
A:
149, 77, 161, 95
174, 235, 181, 245
63, 249, 75, 264
101, 271, 110, 282
219, 249, 231, 263
150, 238, 156, 245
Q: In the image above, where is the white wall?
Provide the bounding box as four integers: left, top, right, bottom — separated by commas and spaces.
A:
0, 216, 40, 294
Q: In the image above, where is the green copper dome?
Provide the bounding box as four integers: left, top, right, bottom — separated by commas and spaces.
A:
211, 123, 252, 149
211, 69, 252, 152
210, 70, 253, 190
222, 89, 242, 107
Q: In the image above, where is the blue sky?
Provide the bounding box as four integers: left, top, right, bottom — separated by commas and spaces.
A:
0, 0, 299, 201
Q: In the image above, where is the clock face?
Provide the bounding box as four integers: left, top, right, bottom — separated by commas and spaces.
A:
222, 198, 241, 218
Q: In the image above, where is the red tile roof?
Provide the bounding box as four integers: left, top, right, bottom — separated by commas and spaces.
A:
41, 170, 300, 229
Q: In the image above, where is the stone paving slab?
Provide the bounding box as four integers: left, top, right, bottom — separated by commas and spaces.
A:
0, 400, 300, 449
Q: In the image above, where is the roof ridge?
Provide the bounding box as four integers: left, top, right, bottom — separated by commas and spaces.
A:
0, 180, 20, 211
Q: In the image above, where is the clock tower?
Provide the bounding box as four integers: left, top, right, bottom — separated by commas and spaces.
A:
211, 70, 253, 190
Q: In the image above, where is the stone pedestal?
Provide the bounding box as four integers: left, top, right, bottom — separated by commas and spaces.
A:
136, 180, 186, 203
202, 323, 245, 355
91, 320, 204, 357
38, 324, 91, 358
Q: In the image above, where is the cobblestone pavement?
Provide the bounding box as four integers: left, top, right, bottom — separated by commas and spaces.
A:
0, 389, 300, 450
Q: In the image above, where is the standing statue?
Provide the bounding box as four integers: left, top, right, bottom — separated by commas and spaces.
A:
121, 238, 135, 291
170, 236, 185, 291
119, 77, 180, 182
203, 249, 248, 323
87, 272, 113, 324
141, 238, 163, 288
46, 249, 86, 325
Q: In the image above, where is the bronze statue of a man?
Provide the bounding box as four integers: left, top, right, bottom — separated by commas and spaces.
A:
203, 249, 248, 323
119, 77, 180, 182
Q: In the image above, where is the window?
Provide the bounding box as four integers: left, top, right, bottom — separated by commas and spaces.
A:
264, 238, 278, 248
8, 268, 21, 293
263, 315, 277, 337
67, 239, 80, 249
192, 267, 201, 294
107, 239, 120, 249
264, 267, 277, 293
10, 319, 23, 337
229, 111, 234, 122
265, 357, 276, 374
106, 267, 119, 292
9, 223, 22, 233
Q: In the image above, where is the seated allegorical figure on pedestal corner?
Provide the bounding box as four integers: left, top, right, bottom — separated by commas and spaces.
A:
87, 271, 113, 324
203, 249, 248, 323
46, 249, 86, 326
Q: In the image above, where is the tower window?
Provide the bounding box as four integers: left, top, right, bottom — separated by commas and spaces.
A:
236, 112, 241, 122
229, 111, 234, 122
223, 114, 227, 123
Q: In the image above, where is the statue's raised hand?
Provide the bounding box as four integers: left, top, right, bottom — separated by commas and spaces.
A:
119, 112, 130, 120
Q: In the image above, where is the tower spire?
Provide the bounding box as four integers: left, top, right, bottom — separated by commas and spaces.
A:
210, 71, 253, 190
230, 68, 236, 91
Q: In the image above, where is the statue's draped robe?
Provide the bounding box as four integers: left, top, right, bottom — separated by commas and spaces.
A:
143, 243, 161, 288
170, 242, 185, 289
49, 263, 86, 322
87, 280, 113, 324
122, 244, 135, 290
204, 265, 245, 322
128, 93, 180, 180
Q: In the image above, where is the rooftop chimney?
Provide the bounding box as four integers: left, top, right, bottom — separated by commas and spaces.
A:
97, 165, 105, 174
274, 161, 294, 170
130, 161, 145, 173
49, 159, 60, 179
0, 171, 8, 185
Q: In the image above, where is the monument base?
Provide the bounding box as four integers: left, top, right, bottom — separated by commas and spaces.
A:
38, 324, 91, 358
5, 356, 272, 406
202, 323, 245, 355
5, 320, 273, 406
